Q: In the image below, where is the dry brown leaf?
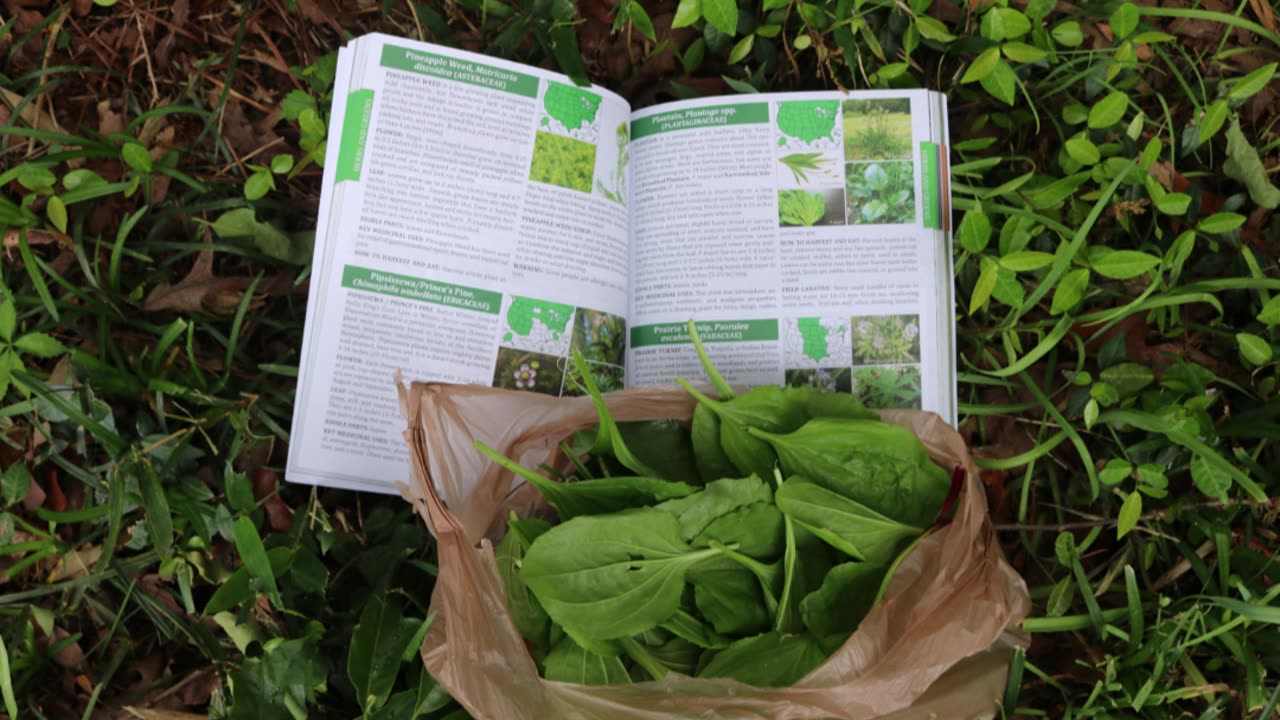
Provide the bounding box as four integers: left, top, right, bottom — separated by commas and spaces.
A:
142, 248, 252, 314
50, 545, 103, 581
97, 98, 127, 136
0, 87, 64, 133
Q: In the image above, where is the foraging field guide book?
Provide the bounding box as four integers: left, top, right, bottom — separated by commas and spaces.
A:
287, 33, 956, 494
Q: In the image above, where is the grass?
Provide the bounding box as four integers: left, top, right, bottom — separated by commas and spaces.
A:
0, 0, 1278, 719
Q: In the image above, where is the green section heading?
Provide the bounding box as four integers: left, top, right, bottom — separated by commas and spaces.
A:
335, 89, 374, 183
380, 45, 539, 98
341, 265, 502, 315
921, 141, 940, 230
632, 103, 769, 139
630, 319, 779, 347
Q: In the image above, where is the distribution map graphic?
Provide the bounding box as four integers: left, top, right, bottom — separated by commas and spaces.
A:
784, 316, 851, 367
502, 295, 574, 356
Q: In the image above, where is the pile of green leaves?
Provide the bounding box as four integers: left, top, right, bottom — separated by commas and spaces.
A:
474, 323, 953, 687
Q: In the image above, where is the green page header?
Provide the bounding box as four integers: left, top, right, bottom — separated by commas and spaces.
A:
342, 265, 502, 314
632, 103, 769, 139
335, 89, 374, 183
380, 45, 539, 98
631, 319, 779, 347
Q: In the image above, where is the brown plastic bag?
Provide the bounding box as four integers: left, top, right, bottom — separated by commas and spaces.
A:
398, 381, 1031, 720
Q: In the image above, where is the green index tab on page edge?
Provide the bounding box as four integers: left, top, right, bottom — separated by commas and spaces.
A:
336, 89, 374, 183
920, 141, 942, 230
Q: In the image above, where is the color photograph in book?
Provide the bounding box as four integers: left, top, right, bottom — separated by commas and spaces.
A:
774, 100, 846, 227
529, 80, 602, 193
841, 98, 917, 225
492, 294, 626, 396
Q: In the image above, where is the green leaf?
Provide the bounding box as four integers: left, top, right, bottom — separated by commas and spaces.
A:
727, 33, 754, 64
1065, 135, 1100, 165
270, 153, 295, 175
981, 7, 1031, 40
778, 189, 826, 226
1189, 453, 1230, 501
961, 47, 1001, 83
979, 59, 1018, 105
1083, 398, 1099, 429
281, 89, 317, 120
138, 460, 174, 563
1099, 363, 1155, 395
1092, 250, 1160, 279
2, 463, 30, 507
914, 15, 956, 41
697, 631, 827, 686
1002, 41, 1047, 63
1109, 3, 1139, 39
1117, 491, 1141, 539
628, 1, 657, 40
721, 75, 759, 94
544, 635, 631, 684
244, 171, 274, 201
702, 0, 738, 36
1050, 268, 1090, 314
1155, 192, 1191, 215
762, 0, 788, 9
970, 258, 999, 315
798, 561, 885, 641
233, 516, 283, 608
62, 168, 107, 192
1197, 212, 1245, 234
1088, 92, 1128, 129
672, 0, 701, 25
1099, 459, 1133, 486
656, 476, 773, 541
1000, 251, 1055, 272
46, 195, 67, 233
0, 350, 16, 399
520, 508, 723, 641
349, 593, 409, 713
0, 298, 15, 342
1237, 333, 1273, 366
211, 208, 311, 265
1226, 62, 1277, 103
1052, 21, 1083, 46
773, 480, 922, 563
121, 142, 153, 172
1224, 118, 1280, 209
690, 563, 769, 635
956, 209, 992, 253
0, 633, 17, 720
1257, 295, 1280, 326
14, 332, 67, 358
1198, 100, 1228, 145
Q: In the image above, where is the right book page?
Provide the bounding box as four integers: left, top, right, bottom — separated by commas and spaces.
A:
626, 90, 955, 423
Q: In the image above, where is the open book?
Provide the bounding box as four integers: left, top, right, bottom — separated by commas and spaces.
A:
287, 33, 956, 494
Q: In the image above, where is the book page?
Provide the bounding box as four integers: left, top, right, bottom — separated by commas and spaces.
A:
627, 91, 954, 421
288, 35, 633, 493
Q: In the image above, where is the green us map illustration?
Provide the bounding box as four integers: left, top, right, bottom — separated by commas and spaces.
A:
784, 316, 851, 367
501, 295, 575, 356
777, 101, 840, 145
541, 81, 602, 141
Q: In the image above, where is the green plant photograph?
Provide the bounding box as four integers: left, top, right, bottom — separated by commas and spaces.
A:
529, 130, 596, 193
560, 356, 625, 395
845, 161, 915, 224
571, 308, 626, 367
842, 98, 913, 161
851, 314, 922, 365
778, 188, 845, 226
1, 0, 1279, 718
852, 365, 923, 410
785, 367, 853, 393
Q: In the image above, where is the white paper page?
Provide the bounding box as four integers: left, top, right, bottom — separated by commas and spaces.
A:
626, 91, 955, 422
288, 34, 633, 493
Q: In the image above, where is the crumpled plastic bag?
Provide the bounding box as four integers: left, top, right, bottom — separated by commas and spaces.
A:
397, 381, 1031, 720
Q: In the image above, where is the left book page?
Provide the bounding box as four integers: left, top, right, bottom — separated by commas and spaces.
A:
287, 34, 633, 494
